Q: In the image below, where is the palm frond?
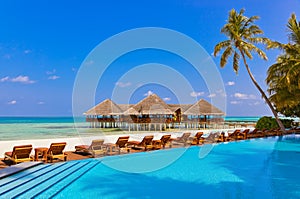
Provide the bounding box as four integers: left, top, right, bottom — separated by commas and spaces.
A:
220, 46, 233, 67
213, 40, 231, 56
251, 45, 268, 60
287, 13, 300, 44
233, 51, 240, 73
266, 41, 285, 50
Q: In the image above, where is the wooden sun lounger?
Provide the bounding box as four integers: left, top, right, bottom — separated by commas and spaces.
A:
189, 132, 205, 145
75, 139, 106, 157
128, 135, 154, 151
4, 145, 33, 164
225, 129, 241, 141
171, 132, 191, 146
247, 129, 265, 139
104, 136, 130, 155
152, 134, 172, 149
202, 132, 224, 143
236, 129, 250, 140
47, 142, 67, 163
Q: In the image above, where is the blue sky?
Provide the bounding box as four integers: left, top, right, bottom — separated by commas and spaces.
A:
0, 0, 299, 116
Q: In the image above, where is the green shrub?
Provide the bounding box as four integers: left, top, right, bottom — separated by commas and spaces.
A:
281, 119, 293, 128
256, 116, 293, 130
256, 116, 278, 130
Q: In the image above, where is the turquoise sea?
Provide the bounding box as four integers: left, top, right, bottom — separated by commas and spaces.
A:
0, 117, 92, 141
0, 116, 262, 141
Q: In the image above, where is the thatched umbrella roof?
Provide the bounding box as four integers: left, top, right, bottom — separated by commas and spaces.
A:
183, 99, 225, 116
123, 107, 139, 115
84, 99, 123, 115
118, 104, 133, 112
168, 104, 193, 112
129, 94, 174, 115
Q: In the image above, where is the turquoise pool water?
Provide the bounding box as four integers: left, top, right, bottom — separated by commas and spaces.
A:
58, 135, 300, 198
1, 135, 300, 198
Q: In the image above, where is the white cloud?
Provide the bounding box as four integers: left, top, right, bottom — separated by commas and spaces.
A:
234, 92, 256, 100
24, 50, 31, 54
208, 93, 216, 98
163, 97, 171, 101
11, 75, 35, 84
115, 82, 131, 88
230, 101, 241, 105
8, 100, 17, 105
190, 91, 205, 97
144, 90, 154, 96
46, 69, 56, 75
227, 81, 235, 86
38, 101, 45, 105
1, 75, 35, 84
48, 75, 60, 80
0, 76, 9, 82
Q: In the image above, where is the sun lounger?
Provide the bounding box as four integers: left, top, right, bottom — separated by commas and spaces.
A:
203, 132, 224, 143
265, 129, 283, 137
47, 142, 67, 163
4, 145, 33, 164
128, 135, 154, 151
104, 136, 130, 155
152, 134, 172, 149
75, 139, 106, 157
287, 127, 300, 134
247, 129, 265, 139
171, 132, 191, 146
225, 129, 241, 141
236, 129, 250, 140
189, 132, 205, 145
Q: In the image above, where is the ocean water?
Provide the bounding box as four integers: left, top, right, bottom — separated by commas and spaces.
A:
0, 117, 97, 141
0, 116, 260, 141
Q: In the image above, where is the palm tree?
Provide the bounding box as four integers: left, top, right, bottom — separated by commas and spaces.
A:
214, 9, 286, 133
266, 14, 300, 117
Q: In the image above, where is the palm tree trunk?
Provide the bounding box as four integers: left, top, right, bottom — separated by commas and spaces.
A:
239, 50, 286, 133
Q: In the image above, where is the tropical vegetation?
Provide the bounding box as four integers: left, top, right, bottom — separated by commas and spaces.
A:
213, 8, 286, 132
256, 116, 293, 130
266, 13, 300, 117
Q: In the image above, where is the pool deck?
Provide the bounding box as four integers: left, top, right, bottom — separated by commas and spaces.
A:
0, 147, 160, 170
1, 128, 299, 171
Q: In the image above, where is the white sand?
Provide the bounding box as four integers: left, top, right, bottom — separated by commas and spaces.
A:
0, 128, 243, 158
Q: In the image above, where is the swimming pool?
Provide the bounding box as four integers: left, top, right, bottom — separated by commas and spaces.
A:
1, 135, 300, 198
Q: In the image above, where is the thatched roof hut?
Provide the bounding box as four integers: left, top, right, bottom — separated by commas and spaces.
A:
168, 104, 192, 113
84, 99, 123, 115
84, 94, 225, 129
183, 99, 224, 116
130, 94, 174, 115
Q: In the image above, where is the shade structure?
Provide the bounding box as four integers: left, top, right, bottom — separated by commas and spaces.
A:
123, 107, 139, 115
183, 99, 225, 116
84, 93, 225, 130
129, 94, 174, 115
84, 99, 123, 116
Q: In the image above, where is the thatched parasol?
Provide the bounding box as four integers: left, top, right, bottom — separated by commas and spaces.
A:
183, 99, 225, 116
84, 99, 123, 115
129, 94, 174, 115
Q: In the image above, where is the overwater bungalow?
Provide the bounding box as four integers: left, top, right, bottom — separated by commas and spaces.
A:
84, 94, 225, 130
